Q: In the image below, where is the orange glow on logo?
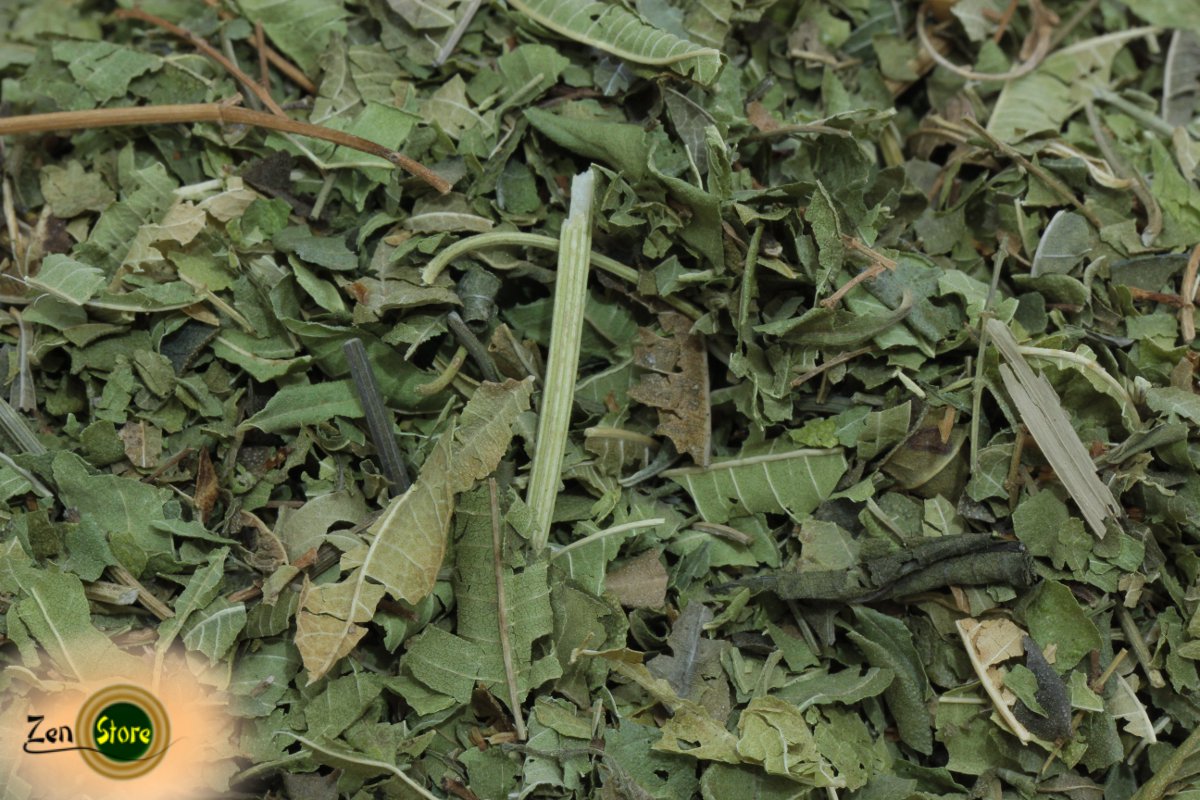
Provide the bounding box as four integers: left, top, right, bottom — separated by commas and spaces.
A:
0, 649, 240, 800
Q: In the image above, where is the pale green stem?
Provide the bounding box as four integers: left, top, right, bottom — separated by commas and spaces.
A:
1129, 723, 1200, 800
972, 247, 1005, 473
527, 170, 596, 552
421, 231, 703, 320
1092, 86, 1177, 139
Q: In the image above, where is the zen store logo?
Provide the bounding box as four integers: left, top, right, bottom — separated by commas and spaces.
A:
24, 684, 171, 779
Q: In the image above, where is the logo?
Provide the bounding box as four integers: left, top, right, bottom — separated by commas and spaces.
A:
24, 684, 171, 779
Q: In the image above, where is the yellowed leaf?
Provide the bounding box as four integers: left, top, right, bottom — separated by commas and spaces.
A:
956, 617, 1034, 744
965, 617, 1027, 667
295, 378, 533, 681
294, 576, 387, 682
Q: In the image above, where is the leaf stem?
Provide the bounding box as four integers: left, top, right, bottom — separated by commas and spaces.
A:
1179, 244, 1200, 344
0, 394, 45, 455
447, 311, 499, 383
344, 338, 411, 494
434, 0, 484, 66
820, 237, 897, 309
955, 619, 1034, 745
1129, 723, 1200, 800
971, 246, 1006, 472
550, 518, 665, 559
506, 0, 721, 68
1117, 605, 1166, 689
114, 8, 287, 118
661, 447, 841, 476
415, 345, 468, 397
915, 0, 1055, 82
1084, 100, 1162, 246
200, 0, 315, 93
791, 346, 873, 388
0, 452, 52, 498
1092, 86, 1177, 138
489, 478, 527, 740
421, 231, 703, 320
962, 118, 1103, 230
107, 564, 175, 621
0, 104, 452, 194
527, 169, 595, 552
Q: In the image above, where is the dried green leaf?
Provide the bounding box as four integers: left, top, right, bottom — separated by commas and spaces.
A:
296, 379, 531, 680
508, 0, 723, 85
239, 380, 364, 434
664, 443, 846, 524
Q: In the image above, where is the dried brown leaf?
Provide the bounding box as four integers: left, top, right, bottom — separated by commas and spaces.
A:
119, 420, 162, 469
629, 312, 711, 466
605, 549, 668, 608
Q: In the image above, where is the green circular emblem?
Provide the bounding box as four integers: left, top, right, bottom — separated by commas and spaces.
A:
93, 700, 154, 763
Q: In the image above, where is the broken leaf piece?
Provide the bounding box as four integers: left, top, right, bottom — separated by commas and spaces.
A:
628, 311, 712, 467
296, 378, 531, 680
663, 443, 846, 524
507, 0, 723, 85
956, 617, 1037, 745
736, 697, 840, 787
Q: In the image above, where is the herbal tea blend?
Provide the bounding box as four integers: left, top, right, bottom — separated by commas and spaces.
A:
0, 1, 1198, 798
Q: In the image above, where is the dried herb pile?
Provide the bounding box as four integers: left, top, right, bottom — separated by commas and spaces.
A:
2, 1, 1200, 798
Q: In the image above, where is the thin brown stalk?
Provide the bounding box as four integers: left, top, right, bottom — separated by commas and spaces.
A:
1181, 244, 1200, 343
989, 0, 1021, 43
0, 104, 452, 193
254, 21, 270, 89
107, 564, 175, 620
820, 237, 897, 309
490, 478, 527, 740
142, 446, 195, 484
202, 0, 316, 93
1127, 286, 1186, 307
115, 8, 286, 118
963, 118, 1103, 229
843, 236, 898, 269
262, 47, 316, 94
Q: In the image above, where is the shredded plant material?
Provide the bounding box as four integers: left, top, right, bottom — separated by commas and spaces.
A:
1, 1, 1200, 799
